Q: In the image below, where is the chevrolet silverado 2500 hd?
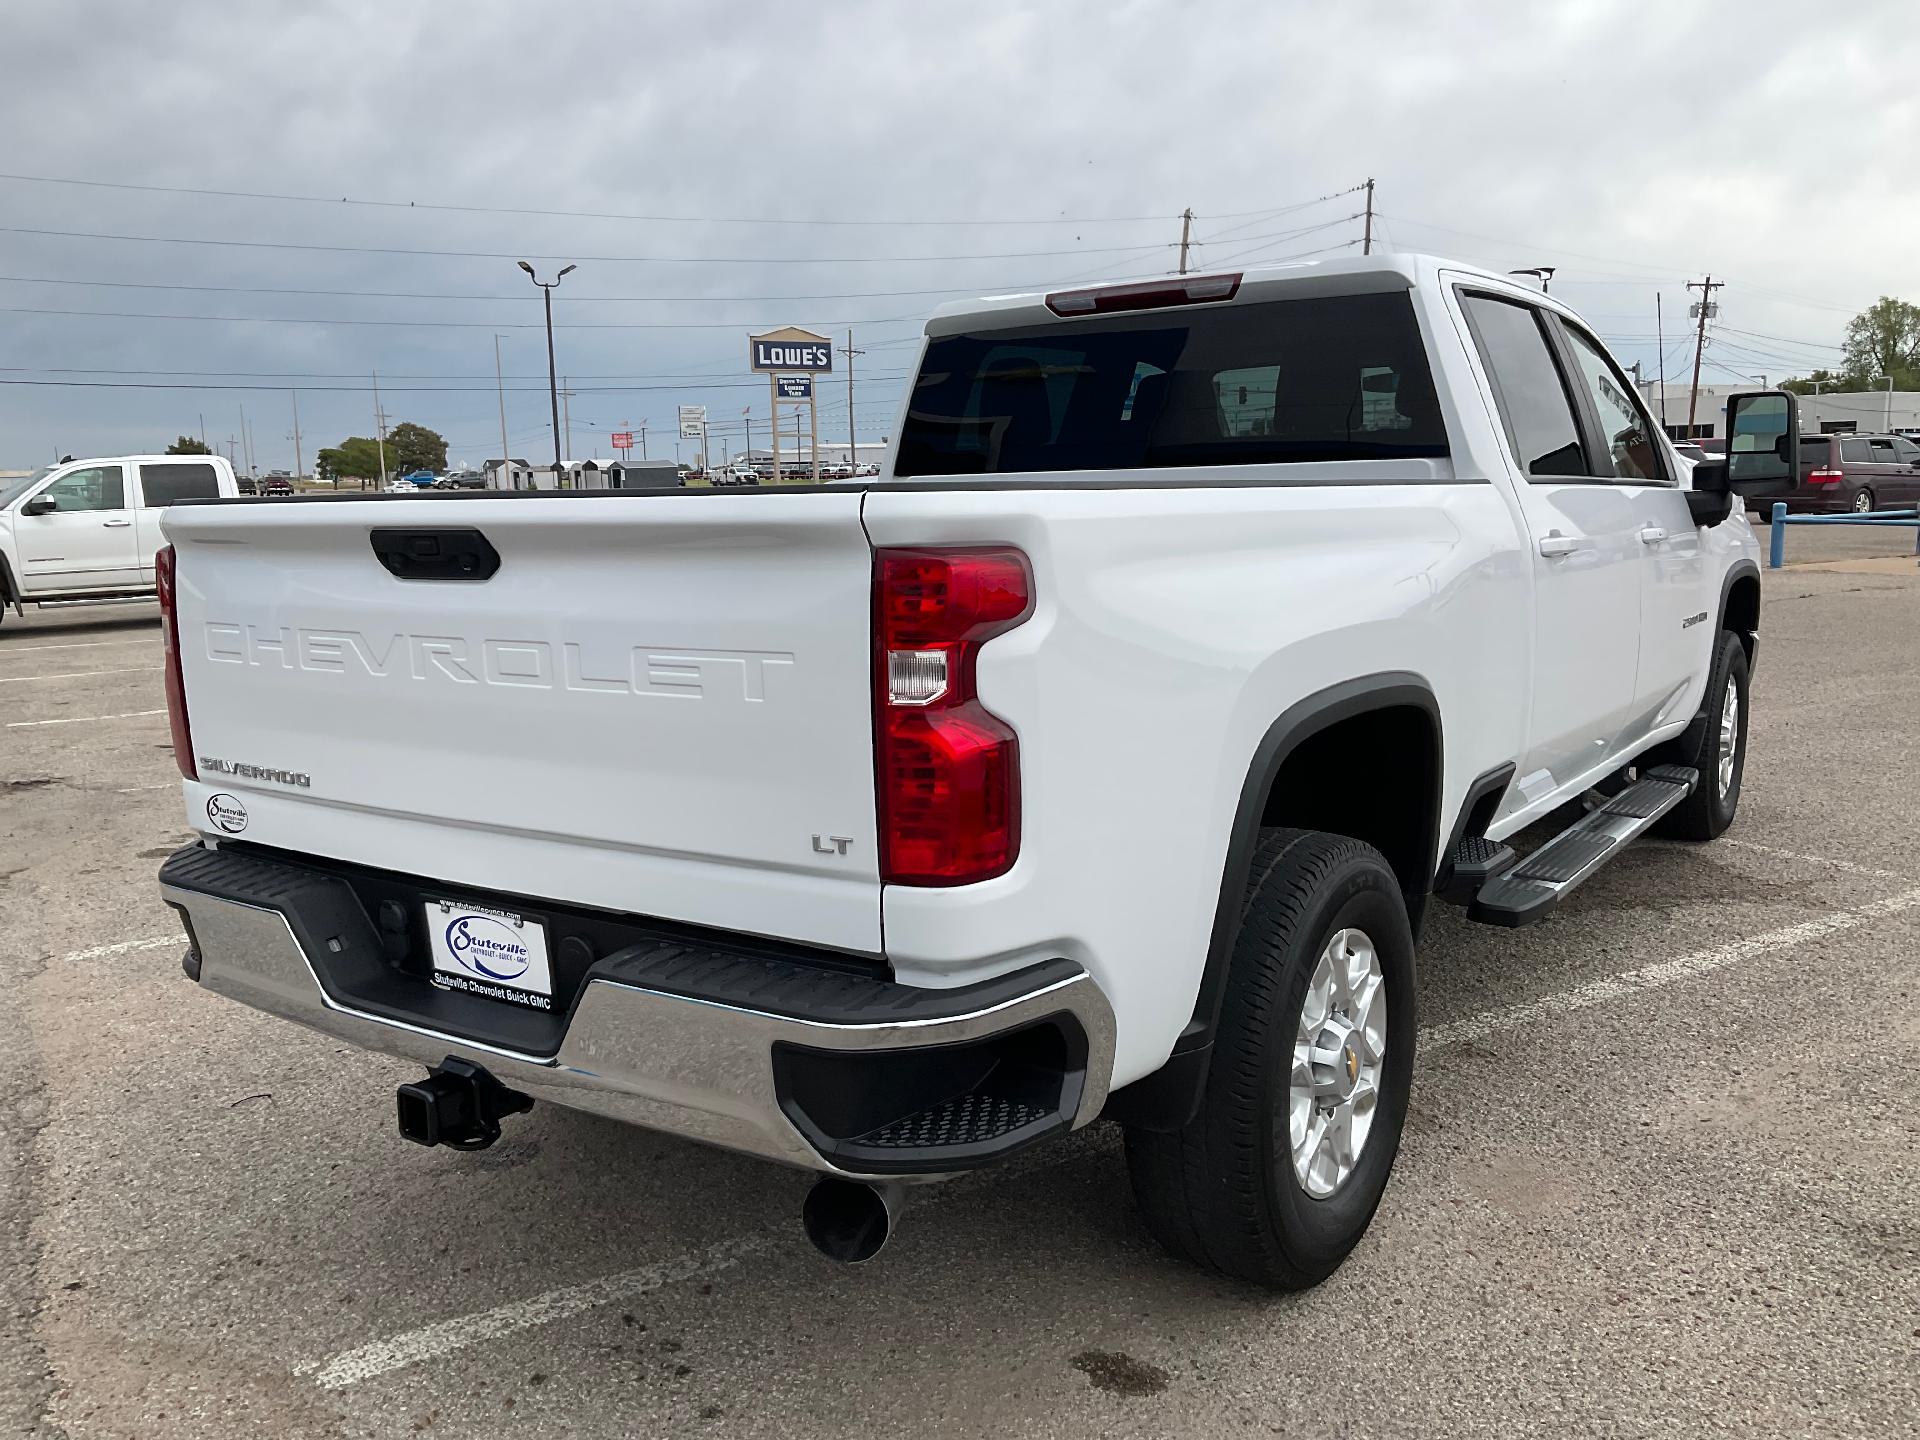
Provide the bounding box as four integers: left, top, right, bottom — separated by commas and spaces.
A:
155, 254, 1796, 1287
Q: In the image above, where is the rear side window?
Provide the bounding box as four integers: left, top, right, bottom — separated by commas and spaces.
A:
893, 292, 1448, 477
1868, 438, 1899, 462
139, 462, 221, 506
1841, 438, 1871, 464
1460, 295, 1586, 478
1799, 437, 1833, 466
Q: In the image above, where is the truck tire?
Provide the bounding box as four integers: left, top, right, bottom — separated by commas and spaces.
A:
1124, 828, 1415, 1289
1651, 629, 1749, 841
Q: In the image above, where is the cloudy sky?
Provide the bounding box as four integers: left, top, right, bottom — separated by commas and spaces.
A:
2, 0, 1915, 472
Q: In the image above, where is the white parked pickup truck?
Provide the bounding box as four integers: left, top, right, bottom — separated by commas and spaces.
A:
154, 255, 1795, 1286
0, 453, 239, 621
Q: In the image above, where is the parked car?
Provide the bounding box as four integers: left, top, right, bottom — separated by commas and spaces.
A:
154, 253, 1784, 1287
0, 453, 239, 621
1769, 433, 1920, 515
709, 464, 762, 487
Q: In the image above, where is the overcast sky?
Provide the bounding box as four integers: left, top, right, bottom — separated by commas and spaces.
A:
2, 0, 1916, 472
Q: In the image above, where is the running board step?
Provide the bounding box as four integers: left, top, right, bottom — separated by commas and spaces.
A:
1437, 835, 1517, 905
1467, 766, 1698, 928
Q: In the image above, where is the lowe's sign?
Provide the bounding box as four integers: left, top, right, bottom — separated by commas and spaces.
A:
750, 330, 832, 373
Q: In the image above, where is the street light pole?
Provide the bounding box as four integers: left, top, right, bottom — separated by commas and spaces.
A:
518, 261, 575, 484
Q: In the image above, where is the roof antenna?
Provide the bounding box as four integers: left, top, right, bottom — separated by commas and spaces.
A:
1508, 266, 1556, 294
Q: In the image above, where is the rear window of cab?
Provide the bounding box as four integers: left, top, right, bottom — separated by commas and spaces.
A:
895, 292, 1448, 478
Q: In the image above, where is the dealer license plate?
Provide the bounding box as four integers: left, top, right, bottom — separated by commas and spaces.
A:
425, 898, 554, 1011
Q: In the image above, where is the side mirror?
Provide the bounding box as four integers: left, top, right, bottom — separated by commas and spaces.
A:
1686, 459, 1733, 526
21, 496, 55, 516
1723, 390, 1798, 496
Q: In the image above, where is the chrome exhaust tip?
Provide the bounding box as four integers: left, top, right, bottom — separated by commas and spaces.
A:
802, 1178, 903, 1264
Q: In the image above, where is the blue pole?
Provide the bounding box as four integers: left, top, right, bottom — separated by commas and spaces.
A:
1769, 503, 1786, 569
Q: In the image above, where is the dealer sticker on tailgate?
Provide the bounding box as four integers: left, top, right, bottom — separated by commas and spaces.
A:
426, 899, 554, 1010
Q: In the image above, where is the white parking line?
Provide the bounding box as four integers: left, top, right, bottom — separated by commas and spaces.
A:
303, 1232, 783, 1389
1422, 884, 1920, 1051
0, 637, 157, 655
58, 935, 180, 962
297, 878, 1920, 1391
1715, 837, 1904, 881
6, 709, 164, 728
0, 667, 150, 685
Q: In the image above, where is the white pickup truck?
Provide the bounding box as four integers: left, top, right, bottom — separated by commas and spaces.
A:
0, 453, 240, 621
155, 254, 1795, 1287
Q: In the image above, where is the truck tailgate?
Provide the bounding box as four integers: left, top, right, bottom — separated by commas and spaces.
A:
163, 493, 881, 953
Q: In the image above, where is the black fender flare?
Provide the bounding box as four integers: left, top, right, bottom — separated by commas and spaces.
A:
0, 551, 16, 609
1103, 671, 1441, 1131
1720, 558, 1761, 665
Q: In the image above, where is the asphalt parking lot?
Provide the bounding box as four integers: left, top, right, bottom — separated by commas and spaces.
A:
3, 525, 1916, 1440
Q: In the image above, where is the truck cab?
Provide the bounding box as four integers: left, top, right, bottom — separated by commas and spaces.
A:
0, 453, 239, 619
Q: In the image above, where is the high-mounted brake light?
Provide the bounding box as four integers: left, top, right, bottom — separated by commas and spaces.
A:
874, 548, 1032, 885
1045, 272, 1242, 317
155, 544, 195, 780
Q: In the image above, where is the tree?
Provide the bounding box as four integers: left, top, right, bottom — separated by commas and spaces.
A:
385, 422, 448, 475
1779, 369, 1842, 397
315, 436, 386, 488
166, 435, 213, 455
1840, 297, 1920, 388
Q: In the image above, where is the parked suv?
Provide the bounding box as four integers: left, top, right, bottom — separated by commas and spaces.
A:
1775, 433, 1920, 515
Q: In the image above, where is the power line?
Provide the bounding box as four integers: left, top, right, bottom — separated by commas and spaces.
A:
0, 170, 1331, 229
0, 304, 928, 332
0, 272, 1075, 305
0, 223, 1179, 267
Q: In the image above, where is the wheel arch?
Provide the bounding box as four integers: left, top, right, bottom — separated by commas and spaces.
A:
1721, 560, 1760, 666
1104, 672, 1442, 1131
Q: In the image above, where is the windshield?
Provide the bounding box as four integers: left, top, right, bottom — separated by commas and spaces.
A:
0, 466, 55, 509
895, 292, 1447, 478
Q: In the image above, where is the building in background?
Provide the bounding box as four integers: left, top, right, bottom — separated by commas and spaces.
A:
482, 457, 536, 490
1638, 381, 1920, 440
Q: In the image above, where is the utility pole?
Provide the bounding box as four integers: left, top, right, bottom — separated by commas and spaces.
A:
561, 377, 574, 462
290, 390, 304, 483
494, 335, 510, 485
743, 410, 751, 469
372, 370, 389, 487
640, 421, 647, 460
1686, 275, 1723, 436
1362, 178, 1375, 256
226, 436, 238, 468
1656, 293, 1668, 431
1177, 208, 1194, 275
839, 329, 864, 472
238, 402, 253, 475
199, 413, 207, 446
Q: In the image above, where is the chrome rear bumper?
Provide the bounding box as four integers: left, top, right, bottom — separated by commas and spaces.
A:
162, 848, 1114, 1181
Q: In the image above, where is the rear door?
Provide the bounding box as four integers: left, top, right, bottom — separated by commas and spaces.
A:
1550, 318, 1712, 740
15, 463, 140, 592
1459, 291, 1642, 793
1867, 437, 1915, 507
135, 460, 224, 582
1890, 436, 1920, 505
164, 491, 884, 953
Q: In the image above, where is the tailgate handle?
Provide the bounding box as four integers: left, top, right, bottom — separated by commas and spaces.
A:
370, 528, 500, 582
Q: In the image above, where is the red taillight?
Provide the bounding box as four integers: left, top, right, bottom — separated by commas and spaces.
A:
1045, 272, 1241, 317
155, 544, 195, 780
1807, 468, 1843, 486
874, 547, 1032, 885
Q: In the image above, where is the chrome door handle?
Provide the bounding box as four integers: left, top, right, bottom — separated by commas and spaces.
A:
1638, 526, 1668, 545
1537, 532, 1579, 557
101, 518, 132, 528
